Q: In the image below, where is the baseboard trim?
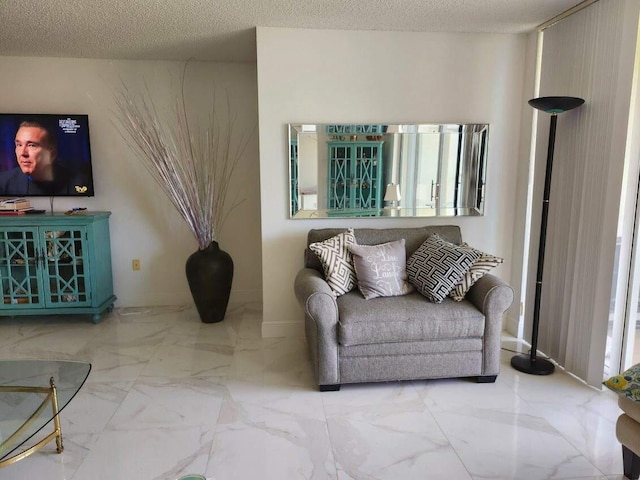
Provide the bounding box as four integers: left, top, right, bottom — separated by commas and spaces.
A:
115, 288, 261, 309
229, 289, 262, 305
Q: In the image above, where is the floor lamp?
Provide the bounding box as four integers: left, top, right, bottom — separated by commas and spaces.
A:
511, 96, 585, 375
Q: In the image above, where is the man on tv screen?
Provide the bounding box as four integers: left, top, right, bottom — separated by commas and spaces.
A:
0, 120, 89, 196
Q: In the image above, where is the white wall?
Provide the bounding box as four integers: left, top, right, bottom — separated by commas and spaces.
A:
509, 31, 540, 337
0, 57, 262, 308
256, 27, 527, 337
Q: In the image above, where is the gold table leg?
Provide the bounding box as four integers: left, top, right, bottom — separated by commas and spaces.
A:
50, 377, 63, 454
0, 377, 64, 468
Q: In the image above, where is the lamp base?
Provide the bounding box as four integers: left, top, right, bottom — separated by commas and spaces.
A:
510, 354, 555, 375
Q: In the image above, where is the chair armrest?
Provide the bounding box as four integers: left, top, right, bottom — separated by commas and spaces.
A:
466, 273, 514, 316
466, 273, 514, 376
294, 268, 340, 386
294, 268, 334, 306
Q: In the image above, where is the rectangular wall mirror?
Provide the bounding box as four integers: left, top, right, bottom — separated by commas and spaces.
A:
289, 123, 489, 219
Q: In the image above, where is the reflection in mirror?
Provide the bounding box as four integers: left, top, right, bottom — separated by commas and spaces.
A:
288, 124, 489, 219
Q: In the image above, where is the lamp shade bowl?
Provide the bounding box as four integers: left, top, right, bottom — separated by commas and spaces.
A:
528, 96, 585, 114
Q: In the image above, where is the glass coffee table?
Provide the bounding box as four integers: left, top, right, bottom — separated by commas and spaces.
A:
0, 360, 91, 468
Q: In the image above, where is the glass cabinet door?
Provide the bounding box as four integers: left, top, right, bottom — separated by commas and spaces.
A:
0, 227, 45, 306
328, 143, 352, 209
353, 144, 381, 209
290, 139, 299, 216
40, 227, 90, 307
328, 142, 383, 211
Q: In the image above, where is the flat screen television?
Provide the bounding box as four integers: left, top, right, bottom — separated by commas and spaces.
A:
0, 113, 94, 197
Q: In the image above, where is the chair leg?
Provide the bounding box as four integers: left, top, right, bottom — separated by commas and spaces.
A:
319, 384, 341, 392
476, 375, 497, 383
623, 445, 640, 480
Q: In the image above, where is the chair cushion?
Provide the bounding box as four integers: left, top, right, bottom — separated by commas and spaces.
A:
619, 396, 640, 425
336, 291, 485, 346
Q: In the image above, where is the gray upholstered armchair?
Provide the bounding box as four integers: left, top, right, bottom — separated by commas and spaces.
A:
294, 225, 514, 391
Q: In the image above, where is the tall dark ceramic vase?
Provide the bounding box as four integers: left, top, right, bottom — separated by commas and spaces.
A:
185, 241, 233, 323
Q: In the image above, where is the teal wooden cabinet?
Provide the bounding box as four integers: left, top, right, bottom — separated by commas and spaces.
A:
0, 212, 116, 323
327, 141, 384, 212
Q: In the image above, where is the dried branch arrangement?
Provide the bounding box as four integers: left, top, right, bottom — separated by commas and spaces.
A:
113, 63, 253, 249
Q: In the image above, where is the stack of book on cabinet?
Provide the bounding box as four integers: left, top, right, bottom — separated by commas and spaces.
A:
0, 198, 33, 215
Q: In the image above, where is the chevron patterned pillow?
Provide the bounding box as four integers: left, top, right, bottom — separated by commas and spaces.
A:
407, 234, 480, 303
309, 228, 357, 296
449, 243, 503, 301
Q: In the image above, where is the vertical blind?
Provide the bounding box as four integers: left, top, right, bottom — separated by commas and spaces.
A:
532, 0, 634, 387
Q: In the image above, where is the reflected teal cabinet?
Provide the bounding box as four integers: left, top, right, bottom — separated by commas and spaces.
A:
327, 141, 384, 213
0, 212, 116, 323
290, 139, 299, 216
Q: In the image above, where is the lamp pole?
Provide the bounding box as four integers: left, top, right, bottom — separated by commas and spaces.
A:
511, 96, 584, 375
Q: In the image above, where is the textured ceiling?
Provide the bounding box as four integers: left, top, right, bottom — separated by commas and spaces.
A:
0, 0, 583, 63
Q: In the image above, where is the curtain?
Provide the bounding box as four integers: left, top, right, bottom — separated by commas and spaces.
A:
531, 0, 637, 387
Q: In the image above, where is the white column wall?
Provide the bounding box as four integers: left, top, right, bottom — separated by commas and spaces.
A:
256, 27, 528, 337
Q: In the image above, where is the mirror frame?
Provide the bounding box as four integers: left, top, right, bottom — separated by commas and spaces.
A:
288, 123, 489, 219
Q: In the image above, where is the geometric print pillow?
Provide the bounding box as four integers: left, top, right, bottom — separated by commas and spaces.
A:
309, 228, 357, 297
449, 243, 504, 301
406, 234, 480, 303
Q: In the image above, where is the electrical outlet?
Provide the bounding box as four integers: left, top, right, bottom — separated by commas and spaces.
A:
132, 259, 141, 271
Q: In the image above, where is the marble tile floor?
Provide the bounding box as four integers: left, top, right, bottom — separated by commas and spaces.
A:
0, 303, 629, 480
